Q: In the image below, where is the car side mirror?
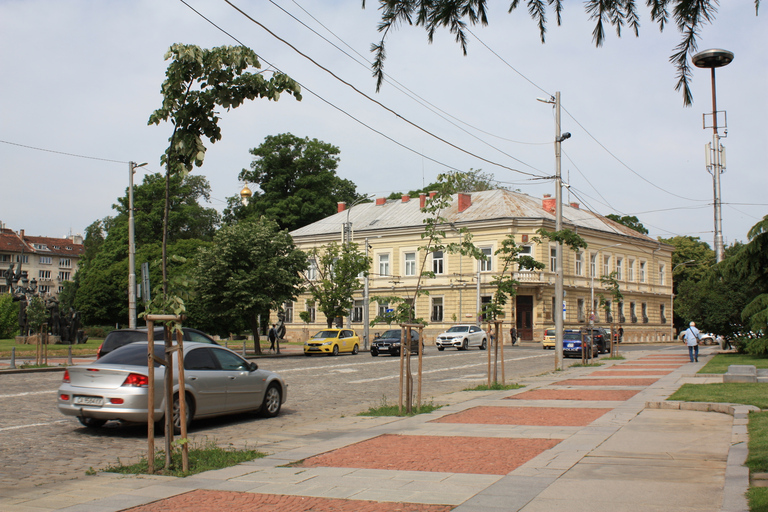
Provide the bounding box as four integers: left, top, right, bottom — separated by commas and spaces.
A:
250, 362, 258, 372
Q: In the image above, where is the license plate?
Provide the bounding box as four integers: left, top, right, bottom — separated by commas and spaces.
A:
73, 396, 104, 406
566, 343, 574, 348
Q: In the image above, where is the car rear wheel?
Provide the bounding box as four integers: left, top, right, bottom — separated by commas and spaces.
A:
352, 344, 359, 355
332, 345, 339, 356
172, 393, 193, 435
261, 383, 282, 417
480, 338, 487, 350
78, 417, 106, 429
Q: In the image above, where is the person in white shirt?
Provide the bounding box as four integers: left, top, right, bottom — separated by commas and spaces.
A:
683, 321, 702, 362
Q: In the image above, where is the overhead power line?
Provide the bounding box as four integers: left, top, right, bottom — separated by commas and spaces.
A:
0, 139, 127, 164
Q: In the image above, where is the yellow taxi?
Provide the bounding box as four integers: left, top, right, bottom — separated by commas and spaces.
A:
542, 327, 556, 349
304, 329, 361, 356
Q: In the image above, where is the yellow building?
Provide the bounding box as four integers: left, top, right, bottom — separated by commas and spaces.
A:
285, 190, 674, 346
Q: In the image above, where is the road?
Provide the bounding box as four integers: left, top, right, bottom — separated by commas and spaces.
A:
0, 344, 624, 492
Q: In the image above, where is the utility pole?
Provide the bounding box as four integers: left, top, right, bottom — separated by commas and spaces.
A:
128, 161, 147, 329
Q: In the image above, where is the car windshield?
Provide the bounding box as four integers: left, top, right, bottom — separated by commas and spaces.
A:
97, 343, 165, 367
545, 329, 555, 337
312, 330, 339, 339
446, 326, 469, 333
380, 330, 402, 339
564, 332, 584, 341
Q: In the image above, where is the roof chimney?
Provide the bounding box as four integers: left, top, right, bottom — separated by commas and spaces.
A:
428, 190, 437, 199
569, 202, 579, 209
20, 229, 25, 238
458, 193, 472, 213
542, 194, 555, 213
401, 194, 410, 203
375, 197, 386, 206
419, 193, 427, 208
337, 202, 346, 213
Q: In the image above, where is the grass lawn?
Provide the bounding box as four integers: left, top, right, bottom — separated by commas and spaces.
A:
0, 337, 103, 359
669, 383, 768, 409
358, 397, 442, 417
700, 353, 768, 374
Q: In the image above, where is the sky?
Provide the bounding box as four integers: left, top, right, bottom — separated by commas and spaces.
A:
1, 0, 765, 248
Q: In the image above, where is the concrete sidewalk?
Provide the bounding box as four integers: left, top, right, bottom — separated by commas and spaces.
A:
0, 346, 753, 512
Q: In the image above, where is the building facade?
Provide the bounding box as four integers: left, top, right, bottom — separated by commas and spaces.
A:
0, 225, 84, 297
285, 190, 674, 345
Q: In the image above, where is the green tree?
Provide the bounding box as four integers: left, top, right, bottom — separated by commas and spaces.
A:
223, 133, 359, 231
606, 214, 649, 235
363, 0, 760, 104
26, 296, 48, 334
304, 242, 370, 328
190, 218, 307, 353
659, 235, 715, 331
483, 235, 545, 321
148, 44, 302, 297
0, 294, 19, 339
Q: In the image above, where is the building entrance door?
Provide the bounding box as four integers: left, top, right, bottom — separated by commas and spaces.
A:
516, 295, 533, 341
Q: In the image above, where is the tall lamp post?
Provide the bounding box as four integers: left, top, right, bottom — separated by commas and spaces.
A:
128, 161, 148, 329
692, 49, 733, 263
538, 92, 570, 370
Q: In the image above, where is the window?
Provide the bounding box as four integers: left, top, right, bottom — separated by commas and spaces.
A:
39, 285, 50, 293
575, 252, 583, 276
404, 298, 415, 319
305, 301, 316, 323
640, 261, 647, 283
378, 254, 390, 277
16, 255, 28, 263
212, 348, 249, 371
593, 299, 600, 323
306, 258, 317, 280
0, 255, 8, 262
185, 348, 218, 370
40, 256, 52, 265
431, 297, 443, 322
59, 258, 72, 268
551, 296, 556, 321
618, 301, 625, 323
616, 257, 623, 280
0, 285, 7, 293
519, 246, 532, 255
404, 252, 416, 276
550, 247, 557, 271
58, 271, 71, 281
590, 253, 597, 278
605, 300, 613, 323
630, 302, 637, 323
351, 300, 363, 323
378, 302, 389, 318
283, 302, 293, 323
481, 296, 492, 321
480, 247, 493, 271
659, 263, 666, 285
33, 243, 49, 251
603, 255, 611, 276
628, 259, 635, 281
641, 302, 648, 323
432, 250, 444, 275
660, 304, 667, 324
577, 298, 585, 322
39, 270, 51, 280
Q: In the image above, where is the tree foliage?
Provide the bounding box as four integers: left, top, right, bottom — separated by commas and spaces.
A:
362, 0, 760, 105
26, 296, 49, 334
387, 169, 505, 200
224, 133, 359, 232
148, 44, 302, 298
483, 235, 545, 321
0, 294, 19, 339
304, 242, 370, 328
190, 218, 307, 352
606, 214, 649, 235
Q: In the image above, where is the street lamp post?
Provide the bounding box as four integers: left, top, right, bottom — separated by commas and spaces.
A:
539, 92, 571, 370
128, 161, 148, 329
693, 49, 733, 263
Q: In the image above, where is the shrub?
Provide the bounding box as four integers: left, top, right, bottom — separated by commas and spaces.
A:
83, 325, 113, 339
0, 294, 19, 339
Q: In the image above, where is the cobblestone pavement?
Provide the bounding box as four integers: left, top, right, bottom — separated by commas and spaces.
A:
0, 345, 558, 493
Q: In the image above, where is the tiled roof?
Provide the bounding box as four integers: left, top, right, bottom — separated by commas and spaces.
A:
0, 229, 84, 257
290, 189, 655, 242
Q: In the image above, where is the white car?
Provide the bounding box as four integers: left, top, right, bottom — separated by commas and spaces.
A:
435, 325, 487, 351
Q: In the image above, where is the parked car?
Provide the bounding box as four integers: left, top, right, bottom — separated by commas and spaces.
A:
304, 328, 360, 356
58, 342, 286, 433
543, 327, 609, 354
97, 327, 218, 359
543, 327, 556, 350
371, 329, 422, 357
562, 330, 598, 358
435, 325, 487, 351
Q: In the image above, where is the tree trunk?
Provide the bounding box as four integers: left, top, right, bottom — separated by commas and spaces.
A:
250, 315, 262, 355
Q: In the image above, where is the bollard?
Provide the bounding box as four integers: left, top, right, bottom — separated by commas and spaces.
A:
242, 341, 246, 357
10, 347, 16, 369
225, 341, 228, 349
67, 346, 73, 365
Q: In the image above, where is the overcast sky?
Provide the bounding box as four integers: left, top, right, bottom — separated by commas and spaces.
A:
1, 1, 765, 248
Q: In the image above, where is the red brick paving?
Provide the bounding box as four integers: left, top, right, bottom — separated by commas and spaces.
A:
590, 370, 673, 376
614, 364, 682, 369
554, 378, 659, 386
122, 489, 454, 512
430, 406, 610, 426
506, 389, 641, 401
299, 435, 560, 475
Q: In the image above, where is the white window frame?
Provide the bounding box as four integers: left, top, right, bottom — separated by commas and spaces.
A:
432, 250, 444, 275
59, 258, 72, 268
305, 301, 316, 323
603, 254, 611, 276
659, 263, 666, 285
404, 252, 416, 276
431, 296, 444, 322
628, 259, 635, 281
590, 253, 597, 278
480, 247, 493, 272
550, 247, 557, 272
575, 252, 583, 276
378, 253, 390, 277
640, 261, 647, 283
616, 257, 623, 280
40, 256, 52, 265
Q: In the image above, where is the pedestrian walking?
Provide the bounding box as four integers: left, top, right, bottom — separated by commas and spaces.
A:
682, 321, 702, 362
617, 326, 624, 343
268, 324, 277, 353
509, 326, 518, 346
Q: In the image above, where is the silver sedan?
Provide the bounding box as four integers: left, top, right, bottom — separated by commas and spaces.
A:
57, 342, 286, 432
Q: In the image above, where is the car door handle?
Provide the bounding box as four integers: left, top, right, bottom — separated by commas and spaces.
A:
228, 376, 236, 380
189, 376, 198, 381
